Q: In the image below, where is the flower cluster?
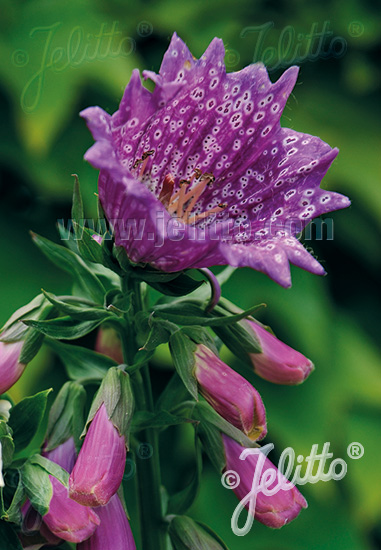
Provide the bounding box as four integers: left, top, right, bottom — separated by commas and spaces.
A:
0, 32, 349, 550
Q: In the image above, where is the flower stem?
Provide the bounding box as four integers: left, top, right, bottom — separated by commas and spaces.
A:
122, 275, 167, 550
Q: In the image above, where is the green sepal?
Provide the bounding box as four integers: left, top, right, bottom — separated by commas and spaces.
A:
83, 368, 134, 447
8, 389, 52, 453
0, 421, 14, 468
44, 382, 86, 452
140, 321, 171, 352
21, 454, 69, 516
19, 328, 45, 365
154, 301, 265, 327
193, 402, 258, 473
2, 473, 25, 524
212, 321, 262, 364
46, 340, 116, 382
0, 521, 23, 549
41, 290, 114, 321
131, 410, 194, 433
23, 316, 105, 340
181, 326, 218, 355
0, 294, 45, 334
169, 515, 228, 550
167, 435, 202, 515
169, 331, 198, 401
31, 232, 105, 304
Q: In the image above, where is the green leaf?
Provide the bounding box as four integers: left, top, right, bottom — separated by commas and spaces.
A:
167, 435, 202, 515
8, 390, 52, 452
212, 322, 262, 364
21, 460, 52, 517
46, 339, 116, 382
31, 232, 105, 304
23, 316, 105, 340
154, 302, 265, 327
42, 290, 113, 321
169, 515, 228, 550
28, 454, 69, 486
0, 294, 45, 334
18, 327, 45, 364
0, 521, 23, 550
21, 455, 70, 517
131, 410, 194, 432
44, 382, 86, 452
169, 331, 198, 401
0, 421, 14, 468
3, 474, 25, 524
140, 322, 171, 352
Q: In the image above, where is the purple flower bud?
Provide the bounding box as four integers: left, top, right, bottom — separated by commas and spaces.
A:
244, 321, 314, 385
0, 341, 26, 394
194, 345, 267, 441
78, 493, 136, 550
69, 403, 126, 506
42, 438, 100, 543
222, 434, 307, 528
95, 327, 124, 364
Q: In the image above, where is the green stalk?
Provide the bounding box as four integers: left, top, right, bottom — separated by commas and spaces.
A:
122, 275, 167, 550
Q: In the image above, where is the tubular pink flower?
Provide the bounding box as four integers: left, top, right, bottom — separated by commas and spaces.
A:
95, 326, 124, 364
78, 494, 136, 550
81, 33, 350, 288
69, 403, 126, 507
0, 341, 26, 394
194, 344, 266, 440
42, 438, 100, 543
222, 434, 307, 528
244, 320, 314, 384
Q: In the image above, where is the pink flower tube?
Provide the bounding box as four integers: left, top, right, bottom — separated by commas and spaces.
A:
0, 341, 26, 394
194, 345, 267, 440
244, 321, 314, 384
42, 438, 100, 543
222, 434, 307, 528
78, 494, 136, 550
69, 403, 126, 506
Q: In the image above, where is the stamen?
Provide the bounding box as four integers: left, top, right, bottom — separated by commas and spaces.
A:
187, 203, 227, 225
139, 150, 154, 178
158, 173, 175, 208
176, 180, 189, 217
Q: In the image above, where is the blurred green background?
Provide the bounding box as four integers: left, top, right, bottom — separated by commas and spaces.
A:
1, 0, 380, 548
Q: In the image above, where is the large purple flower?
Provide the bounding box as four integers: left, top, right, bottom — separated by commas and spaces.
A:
81, 33, 350, 287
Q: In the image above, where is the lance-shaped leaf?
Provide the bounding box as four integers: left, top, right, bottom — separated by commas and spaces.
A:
193, 401, 258, 473
169, 331, 198, 400
21, 454, 69, 517
41, 290, 113, 321
0, 421, 14, 469
23, 316, 105, 340
131, 410, 194, 432
9, 389, 52, 453
44, 382, 86, 452
169, 515, 229, 550
46, 340, 116, 382
31, 232, 105, 304
154, 301, 265, 327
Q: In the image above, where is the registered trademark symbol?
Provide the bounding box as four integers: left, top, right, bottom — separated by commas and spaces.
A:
348, 21, 364, 37
347, 442, 364, 459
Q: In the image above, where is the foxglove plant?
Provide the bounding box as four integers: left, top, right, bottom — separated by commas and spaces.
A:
0, 33, 349, 550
